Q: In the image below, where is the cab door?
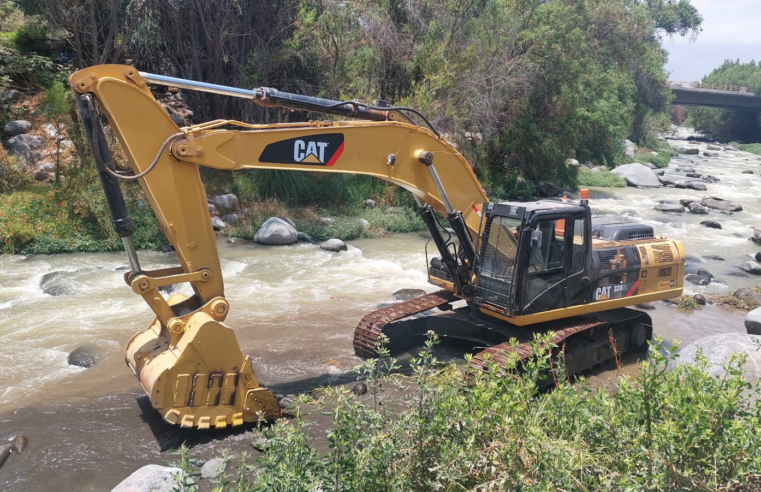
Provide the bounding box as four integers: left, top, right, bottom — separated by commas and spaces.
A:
519, 213, 590, 315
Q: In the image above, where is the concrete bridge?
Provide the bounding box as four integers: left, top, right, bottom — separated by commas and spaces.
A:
669, 81, 761, 110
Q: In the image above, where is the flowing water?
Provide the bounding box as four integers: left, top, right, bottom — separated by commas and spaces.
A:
0, 127, 758, 490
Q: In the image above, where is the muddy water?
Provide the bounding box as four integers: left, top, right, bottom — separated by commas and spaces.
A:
0, 127, 757, 490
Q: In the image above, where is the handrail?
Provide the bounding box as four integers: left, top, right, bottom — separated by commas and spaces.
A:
667, 81, 754, 94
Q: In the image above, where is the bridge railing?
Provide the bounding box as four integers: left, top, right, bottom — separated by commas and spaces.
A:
668, 81, 752, 93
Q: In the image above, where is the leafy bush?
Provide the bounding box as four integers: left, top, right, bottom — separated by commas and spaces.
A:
181, 334, 761, 491
733, 142, 761, 156
9, 21, 47, 53
577, 168, 626, 188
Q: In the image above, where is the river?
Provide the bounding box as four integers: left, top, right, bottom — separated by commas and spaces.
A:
0, 127, 758, 490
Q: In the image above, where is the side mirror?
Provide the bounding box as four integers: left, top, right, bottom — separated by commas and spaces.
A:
530, 230, 543, 248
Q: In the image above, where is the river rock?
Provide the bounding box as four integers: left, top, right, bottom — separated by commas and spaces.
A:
37, 161, 55, 172
676, 167, 695, 173
645, 162, 657, 169
33, 169, 49, 181
675, 181, 706, 191
696, 268, 713, 278
208, 203, 215, 213
676, 146, 700, 155
753, 227, 761, 245
157, 244, 174, 253
734, 288, 761, 306
724, 145, 737, 151
4, 120, 32, 136
320, 238, 347, 252
622, 139, 637, 160
741, 261, 761, 275
392, 288, 427, 301
297, 232, 316, 244
363, 199, 377, 208
565, 158, 579, 166
39, 271, 73, 296
359, 218, 370, 228
222, 213, 239, 226
755, 251, 761, 262
687, 202, 709, 214
679, 198, 698, 207
658, 176, 675, 186
685, 172, 701, 178
742, 170, 754, 174
746, 308, 761, 335
111, 464, 185, 492
693, 294, 707, 306
254, 217, 298, 245
700, 220, 721, 229
654, 203, 684, 213
211, 217, 226, 231
612, 163, 661, 188
0, 88, 21, 102
351, 382, 368, 396
9, 133, 44, 149
672, 334, 761, 381
200, 458, 226, 479
685, 274, 711, 286
702, 196, 743, 212
536, 180, 562, 197
703, 255, 724, 261
703, 151, 720, 157
706, 145, 722, 151
67, 346, 98, 368
212, 193, 239, 212
654, 169, 665, 176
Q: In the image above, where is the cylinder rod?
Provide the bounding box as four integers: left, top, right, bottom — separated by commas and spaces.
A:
122, 236, 141, 274
139, 72, 256, 99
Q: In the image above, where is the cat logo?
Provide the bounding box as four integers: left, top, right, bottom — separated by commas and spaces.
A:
595, 285, 611, 301
259, 133, 344, 167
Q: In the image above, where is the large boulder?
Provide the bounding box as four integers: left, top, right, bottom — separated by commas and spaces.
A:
212, 193, 239, 212
702, 196, 743, 212
685, 274, 710, 286
746, 308, 761, 335
687, 202, 709, 215
675, 146, 700, 155
111, 464, 185, 492
222, 213, 239, 226
319, 238, 347, 252
611, 163, 661, 188
654, 203, 684, 213
740, 261, 761, 275
254, 217, 298, 245
8, 133, 44, 149
39, 271, 73, 296
4, 120, 32, 136
673, 334, 761, 381
68, 346, 98, 368
0, 89, 21, 103
536, 180, 562, 197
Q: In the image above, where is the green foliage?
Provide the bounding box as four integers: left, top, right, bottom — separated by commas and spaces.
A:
182, 335, 761, 490
732, 142, 761, 156
689, 60, 761, 143
0, 45, 54, 89
675, 294, 701, 311
636, 140, 677, 168
577, 168, 627, 188
9, 20, 47, 53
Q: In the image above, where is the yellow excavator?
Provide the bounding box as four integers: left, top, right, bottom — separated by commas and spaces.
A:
69, 65, 685, 429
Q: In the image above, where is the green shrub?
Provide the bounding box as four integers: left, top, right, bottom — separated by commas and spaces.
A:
577, 168, 626, 188
9, 21, 47, 53
184, 334, 761, 491
733, 142, 761, 156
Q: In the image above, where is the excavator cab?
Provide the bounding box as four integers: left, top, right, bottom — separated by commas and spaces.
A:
473, 200, 592, 319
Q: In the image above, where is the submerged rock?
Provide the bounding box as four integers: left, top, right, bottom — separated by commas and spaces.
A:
672, 334, 761, 381
755, 251, 761, 262
702, 196, 743, 212
39, 271, 73, 296
254, 217, 298, 245
111, 464, 185, 492
297, 232, 316, 244
393, 289, 427, 301
68, 346, 98, 368
320, 238, 347, 252
687, 202, 709, 214
675, 146, 699, 155
700, 220, 721, 229
685, 274, 711, 286
703, 151, 720, 157
654, 203, 684, 213
693, 294, 707, 306
741, 261, 761, 275
611, 163, 661, 188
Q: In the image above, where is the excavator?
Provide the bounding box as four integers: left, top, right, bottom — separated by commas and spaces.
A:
69, 65, 685, 429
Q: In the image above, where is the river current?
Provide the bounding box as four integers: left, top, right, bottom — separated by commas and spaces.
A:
0, 127, 758, 490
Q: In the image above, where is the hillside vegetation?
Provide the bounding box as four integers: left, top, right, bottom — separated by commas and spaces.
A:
0, 0, 701, 253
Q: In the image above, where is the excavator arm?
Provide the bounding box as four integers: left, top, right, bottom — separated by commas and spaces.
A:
70, 65, 489, 428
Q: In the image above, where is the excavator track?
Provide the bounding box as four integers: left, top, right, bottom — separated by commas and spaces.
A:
353, 291, 457, 358
353, 292, 652, 382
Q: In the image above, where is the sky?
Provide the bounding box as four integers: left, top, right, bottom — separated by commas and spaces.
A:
661, 0, 761, 81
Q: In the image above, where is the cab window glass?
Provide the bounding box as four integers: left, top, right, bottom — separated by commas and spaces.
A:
571, 217, 586, 273
529, 219, 565, 272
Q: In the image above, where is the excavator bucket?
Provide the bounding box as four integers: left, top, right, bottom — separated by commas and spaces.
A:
125, 294, 281, 428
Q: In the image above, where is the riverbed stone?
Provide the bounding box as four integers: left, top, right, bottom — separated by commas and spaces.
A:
687, 202, 709, 214
693, 294, 707, 305
675, 181, 707, 191
703, 255, 724, 261
254, 217, 298, 245
672, 334, 761, 381
612, 163, 661, 188
755, 251, 761, 262
351, 382, 368, 396
658, 176, 675, 186
746, 308, 761, 335
676, 146, 700, 155
685, 172, 701, 178
654, 203, 684, 213
742, 170, 754, 174
696, 268, 713, 278
536, 180, 562, 197
111, 464, 185, 492
679, 198, 698, 207
364, 199, 377, 208
211, 217, 226, 231
734, 288, 761, 306
685, 274, 711, 286
699, 220, 721, 229
753, 227, 761, 245
654, 169, 665, 176
68, 345, 98, 368
392, 288, 427, 301
676, 166, 695, 173
706, 145, 722, 151
320, 238, 347, 252
297, 232, 316, 244
740, 261, 761, 275
221, 213, 239, 226
39, 271, 73, 296
4, 120, 32, 136
200, 458, 226, 479
702, 196, 743, 212
703, 151, 720, 157
212, 193, 239, 212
